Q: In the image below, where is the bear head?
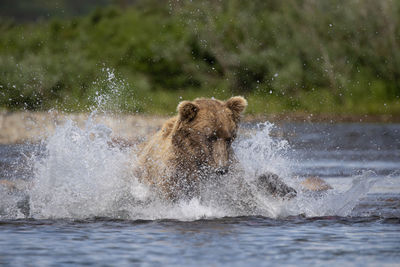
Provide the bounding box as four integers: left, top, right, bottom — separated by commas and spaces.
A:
171, 96, 247, 176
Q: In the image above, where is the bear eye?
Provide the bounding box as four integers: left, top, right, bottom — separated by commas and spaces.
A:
208, 135, 218, 142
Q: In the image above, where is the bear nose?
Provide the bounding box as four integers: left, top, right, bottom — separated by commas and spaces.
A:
215, 166, 229, 175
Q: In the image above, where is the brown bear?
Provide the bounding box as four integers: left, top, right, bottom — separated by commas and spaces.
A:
137, 96, 247, 200
136, 96, 301, 201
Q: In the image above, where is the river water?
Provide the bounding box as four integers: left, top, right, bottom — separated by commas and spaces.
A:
0, 121, 399, 266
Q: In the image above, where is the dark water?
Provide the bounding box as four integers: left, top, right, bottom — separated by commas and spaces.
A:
1, 123, 399, 266
1, 216, 399, 266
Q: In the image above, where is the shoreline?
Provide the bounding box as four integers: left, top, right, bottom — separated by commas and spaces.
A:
0, 111, 398, 144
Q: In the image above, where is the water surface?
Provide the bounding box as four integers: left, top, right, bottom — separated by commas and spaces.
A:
1, 122, 399, 266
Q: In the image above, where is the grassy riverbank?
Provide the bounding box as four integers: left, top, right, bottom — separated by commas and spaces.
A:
0, 0, 399, 116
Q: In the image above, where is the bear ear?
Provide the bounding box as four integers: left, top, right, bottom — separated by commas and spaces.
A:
177, 101, 199, 122
226, 96, 247, 121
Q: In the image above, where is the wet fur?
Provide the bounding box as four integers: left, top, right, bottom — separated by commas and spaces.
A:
136, 96, 299, 201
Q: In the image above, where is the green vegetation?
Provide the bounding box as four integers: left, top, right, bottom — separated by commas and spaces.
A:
0, 0, 114, 22
0, 0, 399, 116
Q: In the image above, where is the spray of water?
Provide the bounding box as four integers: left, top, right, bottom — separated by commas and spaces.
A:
22, 118, 377, 220
0, 70, 380, 220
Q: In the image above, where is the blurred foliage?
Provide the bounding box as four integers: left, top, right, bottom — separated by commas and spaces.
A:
0, 0, 116, 22
0, 0, 399, 115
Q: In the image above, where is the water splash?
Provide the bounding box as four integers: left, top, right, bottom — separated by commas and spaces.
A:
0, 118, 376, 220
234, 122, 292, 183
88, 68, 140, 114
285, 171, 378, 217
29, 120, 134, 219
